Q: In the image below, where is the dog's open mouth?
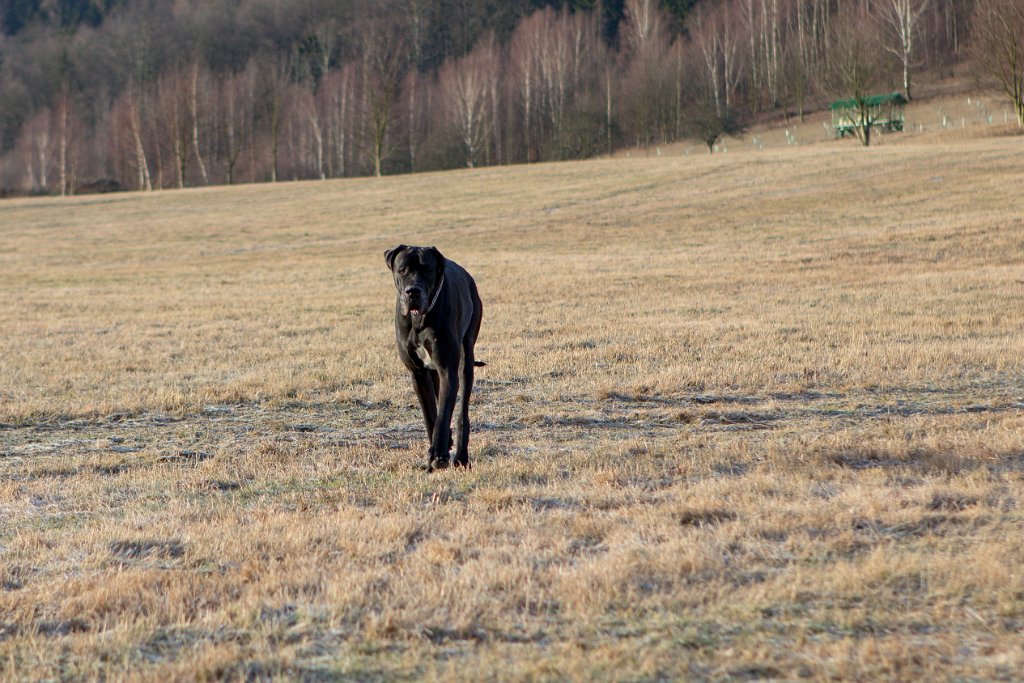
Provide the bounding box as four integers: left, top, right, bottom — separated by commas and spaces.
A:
403, 298, 424, 316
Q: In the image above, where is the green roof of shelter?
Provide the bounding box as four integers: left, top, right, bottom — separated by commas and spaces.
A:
829, 92, 907, 110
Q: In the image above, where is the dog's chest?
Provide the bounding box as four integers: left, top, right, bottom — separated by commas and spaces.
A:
413, 342, 436, 370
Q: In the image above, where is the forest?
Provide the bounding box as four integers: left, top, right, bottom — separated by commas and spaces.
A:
0, 0, 991, 193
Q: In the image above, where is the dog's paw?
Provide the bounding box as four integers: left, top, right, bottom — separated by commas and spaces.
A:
452, 454, 471, 470
427, 455, 450, 472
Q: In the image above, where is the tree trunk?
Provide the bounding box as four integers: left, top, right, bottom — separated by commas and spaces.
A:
58, 93, 69, 196
129, 95, 152, 191
524, 75, 532, 162
407, 71, 417, 172
190, 65, 210, 185
373, 107, 386, 177
338, 73, 348, 176
602, 64, 610, 154
270, 106, 280, 182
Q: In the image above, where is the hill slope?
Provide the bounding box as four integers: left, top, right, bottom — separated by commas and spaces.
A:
1, 132, 1023, 680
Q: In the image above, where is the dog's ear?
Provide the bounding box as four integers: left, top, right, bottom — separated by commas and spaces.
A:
384, 245, 408, 271
426, 246, 446, 280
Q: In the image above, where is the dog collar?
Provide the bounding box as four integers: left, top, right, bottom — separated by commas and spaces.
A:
424, 276, 445, 314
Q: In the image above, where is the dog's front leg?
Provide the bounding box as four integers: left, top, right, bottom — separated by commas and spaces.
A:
429, 366, 459, 471
411, 369, 437, 456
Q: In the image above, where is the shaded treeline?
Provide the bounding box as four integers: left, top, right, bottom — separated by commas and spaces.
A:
0, 0, 977, 193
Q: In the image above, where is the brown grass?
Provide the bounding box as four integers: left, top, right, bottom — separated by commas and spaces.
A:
1, 128, 1023, 681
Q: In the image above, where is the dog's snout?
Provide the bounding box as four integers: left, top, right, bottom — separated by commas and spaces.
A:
404, 286, 421, 297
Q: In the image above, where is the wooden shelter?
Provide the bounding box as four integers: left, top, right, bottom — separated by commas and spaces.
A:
830, 92, 907, 138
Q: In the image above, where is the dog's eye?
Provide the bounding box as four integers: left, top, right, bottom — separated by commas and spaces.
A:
398, 267, 408, 275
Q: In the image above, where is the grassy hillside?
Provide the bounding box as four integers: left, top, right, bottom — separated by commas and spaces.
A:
1, 130, 1023, 680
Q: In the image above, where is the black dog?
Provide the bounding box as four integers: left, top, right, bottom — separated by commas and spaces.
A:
385, 245, 484, 471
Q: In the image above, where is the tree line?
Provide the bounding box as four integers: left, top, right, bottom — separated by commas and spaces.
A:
0, 0, 1013, 195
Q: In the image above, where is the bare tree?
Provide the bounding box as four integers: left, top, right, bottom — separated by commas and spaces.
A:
321, 64, 355, 177
971, 0, 1024, 128
256, 53, 295, 183
936, 0, 973, 57
439, 36, 499, 167
823, 6, 888, 146
529, 8, 600, 158
740, 0, 784, 111
687, 95, 742, 152
402, 0, 431, 171
781, 38, 812, 120
620, 0, 675, 146
488, 47, 503, 165
110, 90, 152, 190
19, 110, 53, 192
310, 17, 343, 84
278, 81, 322, 180
510, 11, 544, 162
155, 69, 193, 188
875, 0, 930, 100
187, 62, 211, 185
621, 0, 666, 54
690, 2, 745, 118
682, 41, 747, 153
218, 69, 254, 185
128, 92, 153, 191
152, 63, 218, 187
403, 69, 423, 171
537, 9, 571, 152
289, 84, 323, 179
56, 79, 74, 195
604, 56, 616, 155
360, 15, 410, 177
806, 0, 836, 83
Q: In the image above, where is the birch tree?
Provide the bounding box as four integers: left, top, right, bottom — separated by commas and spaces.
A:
690, 2, 744, 117
188, 62, 211, 185
620, 0, 675, 146
510, 11, 544, 162
20, 110, 53, 192
156, 69, 192, 188
439, 37, 498, 167
321, 64, 354, 177
111, 90, 152, 190
875, 0, 929, 100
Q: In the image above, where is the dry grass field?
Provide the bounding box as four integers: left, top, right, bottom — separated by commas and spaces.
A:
1, 126, 1023, 681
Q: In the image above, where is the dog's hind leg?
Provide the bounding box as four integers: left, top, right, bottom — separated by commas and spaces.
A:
454, 299, 482, 468
453, 344, 474, 468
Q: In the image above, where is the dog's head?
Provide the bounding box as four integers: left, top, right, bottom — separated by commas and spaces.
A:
385, 245, 446, 316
